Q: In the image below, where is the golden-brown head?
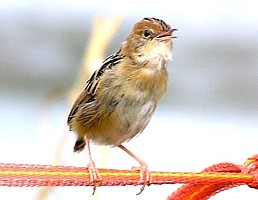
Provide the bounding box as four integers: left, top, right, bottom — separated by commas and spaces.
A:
122, 17, 177, 65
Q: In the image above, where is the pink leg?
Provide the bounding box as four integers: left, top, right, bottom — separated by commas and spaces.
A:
118, 144, 152, 194
85, 136, 101, 194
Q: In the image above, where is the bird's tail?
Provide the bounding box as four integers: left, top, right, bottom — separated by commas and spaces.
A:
73, 137, 86, 153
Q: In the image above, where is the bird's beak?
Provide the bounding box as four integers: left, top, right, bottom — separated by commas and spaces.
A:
155, 28, 177, 41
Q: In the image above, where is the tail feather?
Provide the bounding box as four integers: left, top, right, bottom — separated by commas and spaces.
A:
73, 138, 86, 153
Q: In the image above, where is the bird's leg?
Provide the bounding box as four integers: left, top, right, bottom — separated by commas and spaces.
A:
84, 136, 101, 194
118, 144, 152, 194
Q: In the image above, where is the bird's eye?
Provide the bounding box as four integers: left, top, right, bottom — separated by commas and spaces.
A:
143, 29, 151, 38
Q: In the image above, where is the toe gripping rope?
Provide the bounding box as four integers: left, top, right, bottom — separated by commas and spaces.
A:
1, 155, 258, 199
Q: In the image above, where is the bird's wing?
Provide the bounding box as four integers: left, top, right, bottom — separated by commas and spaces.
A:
67, 51, 123, 126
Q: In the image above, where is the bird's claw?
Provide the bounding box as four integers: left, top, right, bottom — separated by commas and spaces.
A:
131, 162, 152, 195
87, 160, 102, 195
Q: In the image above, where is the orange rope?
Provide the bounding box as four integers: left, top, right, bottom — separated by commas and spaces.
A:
1, 155, 258, 199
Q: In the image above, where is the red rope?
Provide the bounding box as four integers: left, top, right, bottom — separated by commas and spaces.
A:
169, 155, 258, 199
1, 155, 258, 199
168, 163, 243, 199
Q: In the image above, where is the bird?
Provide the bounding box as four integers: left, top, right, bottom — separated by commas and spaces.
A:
67, 17, 177, 194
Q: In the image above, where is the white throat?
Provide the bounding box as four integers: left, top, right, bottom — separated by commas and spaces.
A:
137, 42, 172, 69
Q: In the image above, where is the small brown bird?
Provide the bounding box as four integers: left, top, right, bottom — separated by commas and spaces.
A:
67, 17, 177, 193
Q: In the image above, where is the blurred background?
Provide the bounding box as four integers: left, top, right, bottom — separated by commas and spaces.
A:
1, 0, 258, 199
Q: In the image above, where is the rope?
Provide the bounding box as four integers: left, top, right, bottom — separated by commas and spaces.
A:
1, 155, 258, 199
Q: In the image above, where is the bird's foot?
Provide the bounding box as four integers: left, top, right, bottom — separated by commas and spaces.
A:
131, 162, 152, 195
87, 159, 102, 195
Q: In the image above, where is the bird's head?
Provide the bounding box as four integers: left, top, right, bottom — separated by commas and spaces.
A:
123, 17, 177, 66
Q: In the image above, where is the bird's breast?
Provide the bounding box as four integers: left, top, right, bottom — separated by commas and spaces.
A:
133, 65, 169, 102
